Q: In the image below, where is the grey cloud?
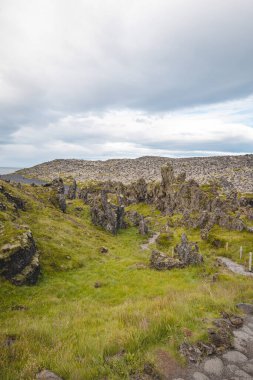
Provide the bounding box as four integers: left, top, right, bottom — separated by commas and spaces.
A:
0, 0, 253, 165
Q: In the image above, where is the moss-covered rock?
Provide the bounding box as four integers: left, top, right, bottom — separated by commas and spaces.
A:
0, 229, 40, 285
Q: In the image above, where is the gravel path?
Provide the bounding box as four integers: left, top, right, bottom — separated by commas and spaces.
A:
218, 257, 253, 277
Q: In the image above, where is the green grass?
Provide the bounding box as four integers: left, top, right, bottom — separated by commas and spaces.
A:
0, 182, 253, 379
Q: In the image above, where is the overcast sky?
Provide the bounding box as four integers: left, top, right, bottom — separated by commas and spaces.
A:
0, 0, 253, 167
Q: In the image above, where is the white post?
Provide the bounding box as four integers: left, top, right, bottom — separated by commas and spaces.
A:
226, 242, 228, 252
240, 246, 243, 260
249, 252, 252, 272
171, 247, 174, 258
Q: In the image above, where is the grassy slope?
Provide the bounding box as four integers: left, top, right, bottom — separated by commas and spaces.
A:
0, 184, 253, 379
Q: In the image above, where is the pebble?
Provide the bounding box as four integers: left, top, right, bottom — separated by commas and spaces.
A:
237, 304, 253, 315
203, 357, 224, 376
243, 363, 253, 375
223, 350, 248, 363
193, 372, 210, 380
36, 370, 63, 380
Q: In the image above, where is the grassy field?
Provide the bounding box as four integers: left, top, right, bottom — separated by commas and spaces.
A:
0, 184, 253, 379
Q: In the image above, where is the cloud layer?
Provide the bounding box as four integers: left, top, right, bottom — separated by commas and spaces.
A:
0, 0, 253, 166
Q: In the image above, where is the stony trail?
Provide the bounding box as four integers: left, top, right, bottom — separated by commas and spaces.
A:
218, 257, 253, 277
140, 232, 160, 250
164, 307, 253, 380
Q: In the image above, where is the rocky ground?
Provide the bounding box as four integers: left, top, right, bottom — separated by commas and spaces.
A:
17, 154, 253, 193
181, 306, 253, 380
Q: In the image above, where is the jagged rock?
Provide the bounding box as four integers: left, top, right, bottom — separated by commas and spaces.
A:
90, 191, 125, 234
132, 178, 147, 202
50, 178, 65, 194
0, 230, 40, 285
48, 178, 66, 212
67, 179, 77, 199
138, 217, 149, 235
58, 194, 66, 213
174, 234, 203, 265
150, 250, 182, 270
161, 164, 175, 190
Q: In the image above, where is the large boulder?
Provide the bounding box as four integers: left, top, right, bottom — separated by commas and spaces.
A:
90, 191, 125, 234
0, 229, 40, 285
150, 250, 182, 270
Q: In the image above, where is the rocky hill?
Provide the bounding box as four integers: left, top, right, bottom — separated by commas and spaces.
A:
17, 154, 253, 192
18, 154, 253, 192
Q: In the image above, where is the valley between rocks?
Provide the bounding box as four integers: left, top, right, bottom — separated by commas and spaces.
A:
0, 160, 252, 380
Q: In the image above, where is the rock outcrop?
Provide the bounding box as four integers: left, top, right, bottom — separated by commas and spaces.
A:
150, 234, 203, 270
90, 191, 125, 234
0, 229, 40, 285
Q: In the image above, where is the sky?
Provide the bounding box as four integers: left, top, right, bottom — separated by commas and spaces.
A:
0, 0, 253, 167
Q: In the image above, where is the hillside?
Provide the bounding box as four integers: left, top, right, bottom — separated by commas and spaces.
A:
1, 164, 253, 379
17, 154, 253, 193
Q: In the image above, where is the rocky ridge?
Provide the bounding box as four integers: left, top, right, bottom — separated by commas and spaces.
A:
17, 154, 253, 193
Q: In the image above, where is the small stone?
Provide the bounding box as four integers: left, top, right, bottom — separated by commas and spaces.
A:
243, 363, 253, 375
100, 246, 109, 254
233, 337, 247, 354
242, 326, 253, 336
234, 330, 253, 342
226, 364, 240, 375
203, 357, 224, 376
94, 281, 102, 288
234, 369, 252, 379
65, 255, 71, 260
36, 369, 63, 379
237, 303, 253, 315
222, 350, 247, 363
193, 372, 210, 380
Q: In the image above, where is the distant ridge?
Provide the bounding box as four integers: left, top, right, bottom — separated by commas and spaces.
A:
17, 154, 253, 192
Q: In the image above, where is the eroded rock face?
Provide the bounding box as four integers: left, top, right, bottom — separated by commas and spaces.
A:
0, 230, 40, 285
90, 191, 125, 234
175, 234, 203, 265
